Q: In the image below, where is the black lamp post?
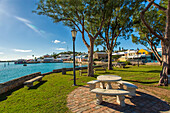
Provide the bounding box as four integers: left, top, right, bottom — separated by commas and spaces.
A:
71, 28, 77, 86
137, 48, 139, 67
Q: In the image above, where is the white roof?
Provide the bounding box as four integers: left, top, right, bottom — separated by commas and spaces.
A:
56, 58, 62, 60
44, 57, 54, 59
157, 48, 162, 52
75, 55, 87, 58
95, 52, 107, 54
129, 54, 147, 58
126, 50, 137, 53
120, 54, 148, 59
59, 54, 70, 57
112, 52, 127, 55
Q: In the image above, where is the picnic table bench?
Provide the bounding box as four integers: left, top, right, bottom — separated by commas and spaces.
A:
113, 63, 126, 68
91, 88, 130, 107
87, 80, 100, 91
94, 66, 107, 73
117, 81, 138, 96
79, 69, 87, 76
24, 76, 43, 87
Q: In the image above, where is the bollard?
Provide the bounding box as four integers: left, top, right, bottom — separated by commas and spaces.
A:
62, 68, 66, 75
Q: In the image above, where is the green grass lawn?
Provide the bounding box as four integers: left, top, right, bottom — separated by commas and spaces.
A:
0, 65, 169, 112
97, 65, 162, 86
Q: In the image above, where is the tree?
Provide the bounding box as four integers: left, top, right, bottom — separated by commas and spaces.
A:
132, 4, 166, 64
51, 53, 58, 59
94, 0, 144, 70
140, 0, 169, 86
34, 0, 110, 76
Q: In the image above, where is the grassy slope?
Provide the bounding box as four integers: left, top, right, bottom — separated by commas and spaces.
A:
0, 72, 95, 113
95, 65, 169, 90
0, 65, 169, 112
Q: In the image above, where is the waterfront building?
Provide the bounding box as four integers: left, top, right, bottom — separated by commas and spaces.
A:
93, 52, 107, 60
43, 57, 54, 62
14, 59, 27, 64
76, 54, 88, 62
117, 49, 150, 62
37, 58, 43, 62
54, 58, 63, 63
58, 54, 71, 61
43, 54, 51, 58
138, 49, 152, 55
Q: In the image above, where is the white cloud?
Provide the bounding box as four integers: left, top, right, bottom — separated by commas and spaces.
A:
15, 16, 31, 23
61, 41, 66, 44
56, 48, 66, 50
53, 40, 61, 44
0, 52, 4, 54
52, 40, 66, 44
13, 49, 32, 52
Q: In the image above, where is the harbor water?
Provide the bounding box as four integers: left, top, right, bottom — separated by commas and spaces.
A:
0, 62, 82, 83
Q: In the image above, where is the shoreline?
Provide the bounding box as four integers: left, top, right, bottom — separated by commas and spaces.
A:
0, 65, 102, 95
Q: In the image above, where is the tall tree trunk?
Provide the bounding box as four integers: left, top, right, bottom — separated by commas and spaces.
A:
153, 45, 162, 62
159, 42, 169, 86
150, 45, 162, 64
159, 1, 170, 86
107, 50, 113, 70
87, 39, 94, 77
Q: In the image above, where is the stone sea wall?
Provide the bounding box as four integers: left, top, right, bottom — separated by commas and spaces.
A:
0, 72, 41, 94
0, 65, 103, 95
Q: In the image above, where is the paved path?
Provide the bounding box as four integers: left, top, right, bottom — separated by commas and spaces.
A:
67, 84, 170, 113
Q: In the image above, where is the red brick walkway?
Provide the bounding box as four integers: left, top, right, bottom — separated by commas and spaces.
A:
67, 84, 170, 113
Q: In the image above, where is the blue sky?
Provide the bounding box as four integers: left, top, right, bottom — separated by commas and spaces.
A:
0, 0, 161, 60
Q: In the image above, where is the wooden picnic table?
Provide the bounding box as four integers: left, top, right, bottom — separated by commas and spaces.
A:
97, 75, 122, 89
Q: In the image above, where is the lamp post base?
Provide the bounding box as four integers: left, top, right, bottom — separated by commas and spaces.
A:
72, 84, 77, 86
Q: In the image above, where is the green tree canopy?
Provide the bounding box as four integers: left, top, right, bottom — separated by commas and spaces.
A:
34, 0, 110, 76
140, 0, 169, 86
94, 0, 145, 69
132, 1, 166, 63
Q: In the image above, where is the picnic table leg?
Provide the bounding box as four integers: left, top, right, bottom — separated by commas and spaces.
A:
118, 84, 124, 89
100, 82, 105, 89
116, 95, 125, 107
89, 84, 95, 91
27, 83, 33, 87
79, 70, 82, 76
96, 94, 102, 104
106, 82, 112, 89
38, 78, 42, 82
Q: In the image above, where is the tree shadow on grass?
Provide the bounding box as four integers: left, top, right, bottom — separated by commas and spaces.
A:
95, 72, 114, 75
28, 80, 47, 90
99, 91, 169, 112
123, 79, 159, 84
64, 74, 73, 76
123, 66, 130, 68
0, 85, 24, 102
147, 70, 161, 73
112, 69, 161, 73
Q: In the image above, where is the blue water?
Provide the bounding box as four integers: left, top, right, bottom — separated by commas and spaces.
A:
0, 62, 82, 83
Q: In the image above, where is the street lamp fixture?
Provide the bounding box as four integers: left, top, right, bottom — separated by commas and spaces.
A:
71, 28, 77, 86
